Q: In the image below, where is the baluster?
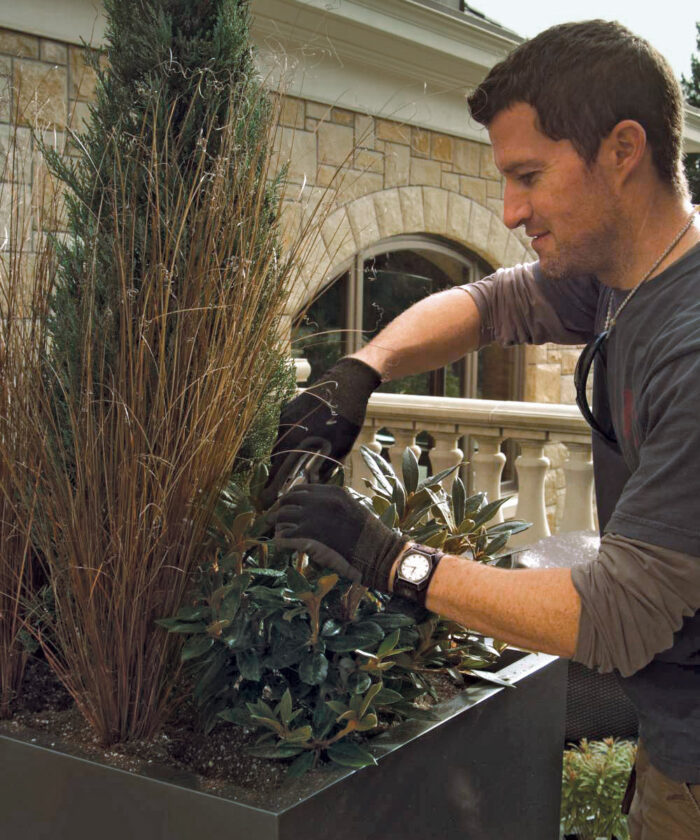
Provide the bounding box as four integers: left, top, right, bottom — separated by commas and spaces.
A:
348, 424, 381, 494
425, 428, 462, 491
470, 434, 506, 523
560, 441, 595, 532
388, 427, 420, 471
510, 440, 551, 547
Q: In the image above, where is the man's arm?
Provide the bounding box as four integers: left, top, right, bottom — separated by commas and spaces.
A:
351, 287, 482, 381
390, 551, 581, 658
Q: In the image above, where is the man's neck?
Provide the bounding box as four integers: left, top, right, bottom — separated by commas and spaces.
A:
602, 194, 699, 290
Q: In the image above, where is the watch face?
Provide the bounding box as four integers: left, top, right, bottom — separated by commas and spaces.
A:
400, 553, 431, 583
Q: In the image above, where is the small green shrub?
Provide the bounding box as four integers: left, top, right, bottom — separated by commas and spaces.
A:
561, 738, 637, 840
159, 445, 529, 777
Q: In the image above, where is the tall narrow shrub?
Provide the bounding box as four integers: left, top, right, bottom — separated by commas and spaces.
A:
20, 0, 300, 744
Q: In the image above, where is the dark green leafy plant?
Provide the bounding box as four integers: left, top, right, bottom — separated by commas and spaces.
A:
159, 446, 530, 776
561, 738, 636, 840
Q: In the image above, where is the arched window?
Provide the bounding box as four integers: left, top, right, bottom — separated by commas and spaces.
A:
293, 234, 523, 403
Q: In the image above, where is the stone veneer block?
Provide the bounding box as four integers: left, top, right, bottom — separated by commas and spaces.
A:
68, 100, 91, 134
40, 40, 68, 65
384, 141, 409, 188
32, 167, 68, 231
321, 206, 357, 266
446, 191, 471, 244
526, 344, 549, 364
441, 171, 459, 192
346, 193, 380, 250
559, 375, 577, 406
487, 178, 503, 199
0, 29, 39, 59
305, 101, 331, 120
354, 114, 374, 149
466, 201, 491, 249
373, 189, 403, 239
459, 175, 487, 203
375, 118, 409, 144
354, 148, 383, 174
431, 133, 453, 164
409, 157, 441, 187
279, 97, 305, 129
68, 46, 98, 101
486, 213, 509, 266
0, 61, 11, 123
318, 121, 353, 166
336, 171, 383, 204
559, 348, 583, 375
422, 187, 447, 234
277, 127, 317, 183
399, 185, 424, 232
279, 200, 303, 251
453, 138, 481, 175
479, 143, 501, 180
410, 126, 429, 158
524, 363, 560, 403
331, 107, 354, 126
14, 61, 67, 129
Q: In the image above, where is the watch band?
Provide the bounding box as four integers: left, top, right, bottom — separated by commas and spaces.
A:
392, 543, 444, 606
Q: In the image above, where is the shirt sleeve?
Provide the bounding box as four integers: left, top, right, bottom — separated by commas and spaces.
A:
460, 261, 601, 347
571, 533, 700, 677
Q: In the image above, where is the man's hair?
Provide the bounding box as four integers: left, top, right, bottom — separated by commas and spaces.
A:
467, 20, 687, 193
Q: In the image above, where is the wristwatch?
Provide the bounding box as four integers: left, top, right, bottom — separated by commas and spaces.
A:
392, 543, 444, 605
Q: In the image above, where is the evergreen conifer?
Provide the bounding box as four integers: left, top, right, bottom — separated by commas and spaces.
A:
682, 23, 700, 203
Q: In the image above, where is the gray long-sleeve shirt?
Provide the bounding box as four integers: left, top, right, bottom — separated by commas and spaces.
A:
462, 249, 700, 782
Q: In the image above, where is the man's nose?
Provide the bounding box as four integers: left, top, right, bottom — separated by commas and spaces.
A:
502, 182, 531, 230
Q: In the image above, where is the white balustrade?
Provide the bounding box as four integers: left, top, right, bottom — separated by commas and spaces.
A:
351, 392, 594, 546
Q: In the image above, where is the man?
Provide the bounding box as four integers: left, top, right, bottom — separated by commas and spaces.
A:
271, 21, 700, 838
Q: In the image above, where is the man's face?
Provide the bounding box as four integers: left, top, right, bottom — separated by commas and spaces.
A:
488, 103, 621, 280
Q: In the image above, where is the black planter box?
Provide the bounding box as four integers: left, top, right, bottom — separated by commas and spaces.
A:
0, 650, 566, 840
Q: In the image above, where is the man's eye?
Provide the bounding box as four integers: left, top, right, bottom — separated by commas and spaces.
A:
518, 172, 537, 186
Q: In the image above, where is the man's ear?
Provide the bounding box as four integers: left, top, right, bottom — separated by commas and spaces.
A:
598, 120, 647, 185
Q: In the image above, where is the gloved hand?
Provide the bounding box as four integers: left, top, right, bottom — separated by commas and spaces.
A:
272, 483, 406, 590
261, 357, 381, 507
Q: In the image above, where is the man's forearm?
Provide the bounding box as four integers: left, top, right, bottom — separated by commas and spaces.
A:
351, 287, 482, 381
390, 551, 581, 657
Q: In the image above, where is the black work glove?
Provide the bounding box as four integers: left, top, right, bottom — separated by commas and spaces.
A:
261, 358, 381, 506
272, 483, 406, 590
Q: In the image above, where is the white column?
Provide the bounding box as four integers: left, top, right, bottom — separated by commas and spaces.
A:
560, 441, 595, 532
428, 429, 463, 491
470, 434, 506, 523
510, 440, 551, 547
348, 424, 381, 494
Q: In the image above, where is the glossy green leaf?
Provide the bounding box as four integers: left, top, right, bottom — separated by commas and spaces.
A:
348, 671, 372, 694
279, 689, 293, 726
471, 496, 513, 529
181, 635, 214, 661
417, 463, 460, 491
401, 448, 420, 494
379, 502, 398, 528
484, 533, 509, 556
286, 566, 312, 594
326, 741, 377, 769
451, 477, 466, 525
299, 651, 329, 685
156, 619, 207, 634
464, 669, 514, 688
359, 447, 395, 495
286, 749, 315, 779
237, 649, 262, 681
324, 621, 385, 652
284, 725, 313, 744
373, 687, 404, 705
377, 629, 400, 657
